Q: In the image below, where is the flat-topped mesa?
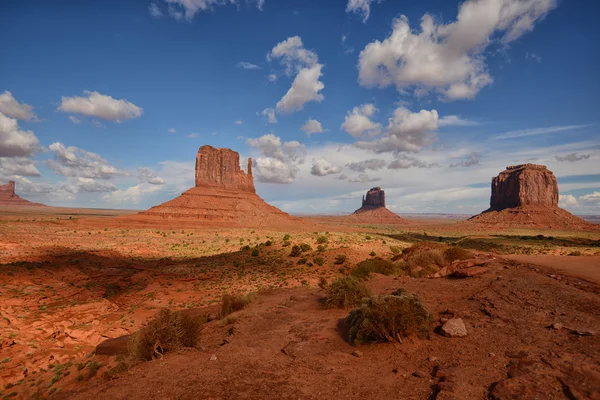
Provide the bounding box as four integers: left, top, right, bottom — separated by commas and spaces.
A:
361, 187, 385, 209
490, 164, 559, 210
195, 145, 255, 193
0, 181, 16, 198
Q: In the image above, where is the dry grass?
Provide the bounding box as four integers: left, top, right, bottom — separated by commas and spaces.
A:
129, 309, 204, 361
325, 276, 372, 308
351, 258, 399, 279
443, 246, 473, 262
400, 248, 446, 277
345, 290, 433, 345
220, 293, 255, 318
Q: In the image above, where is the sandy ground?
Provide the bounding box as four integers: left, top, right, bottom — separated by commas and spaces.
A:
501, 254, 600, 285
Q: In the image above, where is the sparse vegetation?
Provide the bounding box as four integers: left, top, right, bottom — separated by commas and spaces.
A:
325, 276, 371, 309
316, 235, 328, 244
289, 245, 302, 257
345, 290, 433, 345
334, 254, 347, 264
313, 257, 325, 266
443, 246, 472, 262
220, 292, 255, 318
351, 258, 399, 279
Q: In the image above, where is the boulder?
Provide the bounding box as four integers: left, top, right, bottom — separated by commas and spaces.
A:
441, 318, 467, 338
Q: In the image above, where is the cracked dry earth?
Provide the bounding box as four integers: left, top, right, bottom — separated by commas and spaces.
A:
59, 258, 600, 400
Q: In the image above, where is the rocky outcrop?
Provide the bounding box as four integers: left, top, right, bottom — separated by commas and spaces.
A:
490, 164, 558, 210
350, 186, 406, 224
195, 145, 255, 193
138, 146, 302, 228
470, 164, 593, 229
0, 181, 42, 206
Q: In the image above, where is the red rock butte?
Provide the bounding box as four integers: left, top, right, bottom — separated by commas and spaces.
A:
0, 181, 43, 206
470, 164, 592, 228
348, 186, 406, 223
139, 145, 301, 227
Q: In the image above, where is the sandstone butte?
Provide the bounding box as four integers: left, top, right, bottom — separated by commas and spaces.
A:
470, 164, 592, 229
138, 145, 302, 227
348, 186, 406, 223
0, 180, 43, 206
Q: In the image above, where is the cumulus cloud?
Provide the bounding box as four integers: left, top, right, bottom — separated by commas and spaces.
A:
149, 3, 163, 17
301, 118, 324, 135
102, 183, 161, 204
58, 91, 143, 122
237, 61, 260, 69
348, 173, 381, 183
311, 159, 341, 176
559, 192, 600, 214
439, 115, 478, 127
68, 116, 82, 124
388, 155, 440, 169
0, 91, 37, 120
346, 158, 386, 172
260, 108, 277, 124
246, 133, 306, 183
358, 0, 556, 100
163, 0, 264, 20
355, 107, 439, 153
137, 167, 165, 185
341, 104, 381, 137
449, 152, 480, 168
69, 177, 118, 193
46, 142, 129, 179
0, 112, 42, 157
346, 0, 381, 23
268, 36, 325, 113
554, 153, 591, 162
0, 157, 40, 178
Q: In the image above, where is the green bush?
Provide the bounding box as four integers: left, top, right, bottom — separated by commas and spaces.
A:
316, 235, 329, 244
351, 258, 399, 279
317, 244, 326, 252
369, 251, 376, 257
389, 246, 401, 254
325, 276, 371, 308
300, 243, 312, 252
334, 254, 347, 265
129, 309, 204, 361
297, 258, 307, 265
289, 245, 302, 257
251, 249, 259, 257
313, 257, 325, 266
283, 234, 291, 241
569, 250, 582, 256
345, 291, 432, 344
265, 240, 272, 246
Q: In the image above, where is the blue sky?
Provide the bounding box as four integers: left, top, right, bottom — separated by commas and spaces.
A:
1, 0, 599, 215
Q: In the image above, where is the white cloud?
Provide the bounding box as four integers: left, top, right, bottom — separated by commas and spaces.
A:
102, 183, 161, 204
311, 159, 341, 176
237, 61, 260, 69
439, 115, 478, 127
341, 33, 354, 54
163, 0, 264, 20
341, 104, 381, 137
46, 142, 129, 179
559, 192, 600, 214
449, 152, 480, 168
355, 107, 439, 153
301, 118, 324, 135
260, 108, 277, 124
526, 52, 542, 63
346, 0, 381, 23
268, 36, 325, 113
188, 133, 199, 138
0, 157, 40, 178
234, 120, 243, 125
555, 153, 591, 162
246, 133, 306, 183
388, 155, 440, 169
58, 91, 143, 122
346, 158, 386, 172
137, 167, 165, 185
69, 177, 118, 193
348, 173, 381, 183
68, 115, 82, 124
168, 128, 176, 133
492, 124, 590, 140
358, 0, 557, 100
149, 3, 163, 17
0, 91, 37, 120
0, 112, 42, 157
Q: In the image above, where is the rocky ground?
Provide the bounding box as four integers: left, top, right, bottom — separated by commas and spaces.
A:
0, 206, 598, 399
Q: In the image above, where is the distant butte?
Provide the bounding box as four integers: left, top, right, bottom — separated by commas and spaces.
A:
0, 181, 44, 206
349, 186, 406, 223
138, 145, 302, 227
470, 164, 592, 228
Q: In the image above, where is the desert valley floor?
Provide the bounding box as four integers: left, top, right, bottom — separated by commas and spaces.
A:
0, 206, 599, 399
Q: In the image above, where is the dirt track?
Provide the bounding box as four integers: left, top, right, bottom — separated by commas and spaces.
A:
501, 254, 600, 285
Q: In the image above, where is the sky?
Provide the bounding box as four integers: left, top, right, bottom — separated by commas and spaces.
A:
1, 0, 599, 215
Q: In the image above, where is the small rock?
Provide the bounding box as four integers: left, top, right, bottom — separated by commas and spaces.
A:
428, 356, 439, 362
197, 344, 206, 352
412, 370, 425, 378
352, 350, 363, 358
441, 318, 467, 338
489, 352, 496, 357
551, 322, 563, 330
210, 354, 217, 361
570, 328, 596, 336
453, 267, 488, 278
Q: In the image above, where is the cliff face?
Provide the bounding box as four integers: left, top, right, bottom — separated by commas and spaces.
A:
490, 164, 558, 210
0, 181, 16, 198
195, 145, 255, 193
360, 187, 386, 209
0, 180, 42, 206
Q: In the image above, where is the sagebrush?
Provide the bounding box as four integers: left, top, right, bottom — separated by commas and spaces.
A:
325, 276, 371, 308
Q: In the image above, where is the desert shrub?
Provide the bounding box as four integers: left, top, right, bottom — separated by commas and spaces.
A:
325, 276, 371, 309
282, 240, 291, 247
351, 258, 399, 279
317, 244, 326, 252
316, 235, 329, 244
401, 249, 446, 277
313, 257, 325, 266
265, 240, 272, 246
318, 277, 328, 289
345, 291, 433, 344
443, 246, 472, 263
401, 242, 445, 258
129, 309, 203, 362
300, 243, 312, 252
334, 254, 347, 265
389, 246, 401, 254
369, 251, 376, 257
220, 293, 254, 318
251, 249, 259, 257
240, 245, 251, 251
289, 245, 302, 257
569, 250, 582, 256
283, 234, 291, 241
297, 258, 307, 265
